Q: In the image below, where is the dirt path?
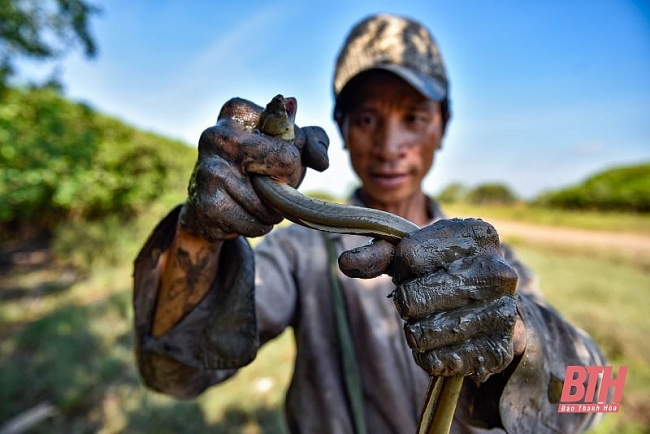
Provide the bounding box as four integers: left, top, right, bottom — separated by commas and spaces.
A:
488, 219, 650, 261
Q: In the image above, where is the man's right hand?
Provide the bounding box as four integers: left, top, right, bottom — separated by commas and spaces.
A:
180, 97, 329, 242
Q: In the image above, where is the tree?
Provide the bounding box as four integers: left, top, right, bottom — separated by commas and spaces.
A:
0, 86, 196, 239
437, 182, 468, 203
535, 163, 650, 212
0, 0, 99, 89
466, 183, 518, 205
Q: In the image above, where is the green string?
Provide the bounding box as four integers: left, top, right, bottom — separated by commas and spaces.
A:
323, 233, 367, 434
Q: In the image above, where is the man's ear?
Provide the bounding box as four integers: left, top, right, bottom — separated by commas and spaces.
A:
441, 98, 451, 137
335, 113, 348, 149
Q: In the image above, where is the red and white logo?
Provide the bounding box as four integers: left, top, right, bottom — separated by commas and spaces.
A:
558, 365, 627, 413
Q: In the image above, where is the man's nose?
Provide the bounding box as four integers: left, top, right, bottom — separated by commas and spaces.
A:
374, 117, 406, 159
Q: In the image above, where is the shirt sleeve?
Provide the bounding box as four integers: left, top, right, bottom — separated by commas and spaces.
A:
132, 205, 259, 398
454, 244, 606, 432
499, 244, 606, 432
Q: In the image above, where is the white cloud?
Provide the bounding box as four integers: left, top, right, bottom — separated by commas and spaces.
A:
165, 5, 282, 99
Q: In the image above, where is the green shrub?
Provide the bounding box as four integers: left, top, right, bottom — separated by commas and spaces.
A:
536, 163, 650, 212
466, 183, 518, 205
0, 86, 195, 238
437, 182, 468, 204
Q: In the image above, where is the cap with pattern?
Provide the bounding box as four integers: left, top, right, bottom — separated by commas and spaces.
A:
333, 13, 449, 113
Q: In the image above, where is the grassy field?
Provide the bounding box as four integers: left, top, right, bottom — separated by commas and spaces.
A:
1, 204, 649, 433
443, 202, 650, 234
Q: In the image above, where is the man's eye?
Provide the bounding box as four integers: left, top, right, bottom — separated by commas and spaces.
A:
405, 112, 431, 126
353, 114, 377, 128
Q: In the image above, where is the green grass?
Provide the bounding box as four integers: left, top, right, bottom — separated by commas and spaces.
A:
1, 206, 649, 433
0, 263, 295, 434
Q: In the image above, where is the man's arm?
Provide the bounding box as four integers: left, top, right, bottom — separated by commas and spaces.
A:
132, 97, 330, 398
498, 292, 606, 433
456, 244, 606, 432
133, 205, 250, 398
338, 219, 606, 432
151, 217, 223, 338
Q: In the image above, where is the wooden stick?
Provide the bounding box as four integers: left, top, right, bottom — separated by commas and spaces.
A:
418, 376, 464, 434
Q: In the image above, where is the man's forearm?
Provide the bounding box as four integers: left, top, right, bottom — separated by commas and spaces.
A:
152, 214, 224, 337
134, 205, 258, 396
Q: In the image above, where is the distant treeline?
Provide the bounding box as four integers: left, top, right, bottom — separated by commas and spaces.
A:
437, 163, 650, 213
437, 183, 518, 206
534, 163, 650, 212
3, 86, 648, 243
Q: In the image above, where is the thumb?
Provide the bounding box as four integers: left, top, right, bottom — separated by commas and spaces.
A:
297, 126, 330, 172
338, 239, 394, 279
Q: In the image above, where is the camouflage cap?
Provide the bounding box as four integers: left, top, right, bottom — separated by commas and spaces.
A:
333, 13, 449, 115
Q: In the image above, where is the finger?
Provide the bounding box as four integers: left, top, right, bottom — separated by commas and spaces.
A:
242, 134, 303, 186
413, 333, 515, 380
338, 239, 395, 279
199, 124, 303, 185
216, 97, 262, 129
190, 184, 274, 239
404, 295, 517, 351
191, 156, 282, 235
298, 125, 330, 172
221, 166, 285, 225
203, 190, 276, 238
392, 218, 501, 279
392, 256, 518, 319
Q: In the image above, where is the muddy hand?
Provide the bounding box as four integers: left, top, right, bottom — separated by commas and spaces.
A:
181, 97, 329, 241
339, 218, 519, 381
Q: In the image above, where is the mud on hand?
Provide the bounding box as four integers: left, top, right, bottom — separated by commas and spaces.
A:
339, 218, 519, 381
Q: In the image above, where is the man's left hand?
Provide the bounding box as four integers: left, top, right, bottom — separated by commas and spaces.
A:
339, 218, 521, 381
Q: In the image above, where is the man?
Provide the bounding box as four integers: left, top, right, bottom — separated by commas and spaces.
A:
134, 13, 604, 433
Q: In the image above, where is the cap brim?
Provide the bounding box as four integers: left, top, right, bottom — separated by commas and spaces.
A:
375, 64, 447, 102
333, 65, 447, 118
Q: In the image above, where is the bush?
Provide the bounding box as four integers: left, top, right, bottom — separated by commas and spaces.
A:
0, 86, 195, 239
437, 182, 468, 204
535, 163, 650, 213
466, 183, 518, 205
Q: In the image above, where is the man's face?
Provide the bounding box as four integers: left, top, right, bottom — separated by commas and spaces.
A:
337, 71, 445, 207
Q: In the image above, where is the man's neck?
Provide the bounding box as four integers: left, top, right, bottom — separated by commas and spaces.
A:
358, 189, 432, 228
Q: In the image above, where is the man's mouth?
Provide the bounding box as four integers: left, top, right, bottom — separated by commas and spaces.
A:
370, 172, 408, 188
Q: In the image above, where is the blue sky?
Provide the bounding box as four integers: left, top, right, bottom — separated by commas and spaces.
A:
37, 0, 650, 199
